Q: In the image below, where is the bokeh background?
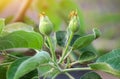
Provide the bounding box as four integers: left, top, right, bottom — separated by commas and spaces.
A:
0, 0, 120, 79
0, 0, 120, 53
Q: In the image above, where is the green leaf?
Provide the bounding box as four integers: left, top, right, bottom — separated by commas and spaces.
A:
70, 34, 98, 55
7, 57, 38, 79
72, 28, 101, 50
70, 35, 80, 46
0, 31, 43, 50
80, 44, 98, 55
37, 64, 51, 77
72, 34, 95, 50
89, 49, 120, 77
38, 64, 59, 78
93, 28, 101, 39
3, 22, 33, 33
38, 65, 59, 79
96, 49, 120, 62
7, 51, 50, 79
79, 51, 97, 63
80, 71, 102, 79
7, 57, 30, 79
0, 18, 5, 34
20, 69, 38, 79
56, 31, 67, 46
38, 62, 59, 78
0, 65, 7, 79
49, 70, 59, 78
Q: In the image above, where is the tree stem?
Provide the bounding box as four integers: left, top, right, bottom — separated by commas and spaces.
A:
47, 36, 57, 62
63, 47, 73, 61
65, 72, 75, 79
70, 61, 80, 66
52, 72, 59, 79
12, 0, 32, 22
59, 32, 73, 63
63, 67, 91, 72
7, 53, 19, 59
0, 62, 12, 66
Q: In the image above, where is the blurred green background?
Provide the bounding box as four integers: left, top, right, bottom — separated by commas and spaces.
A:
0, 0, 120, 52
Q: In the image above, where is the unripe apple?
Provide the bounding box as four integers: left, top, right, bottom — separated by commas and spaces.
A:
39, 13, 53, 36
68, 11, 80, 33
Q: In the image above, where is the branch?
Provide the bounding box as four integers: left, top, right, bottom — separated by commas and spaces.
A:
12, 0, 33, 22
63, 67, 91, 72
